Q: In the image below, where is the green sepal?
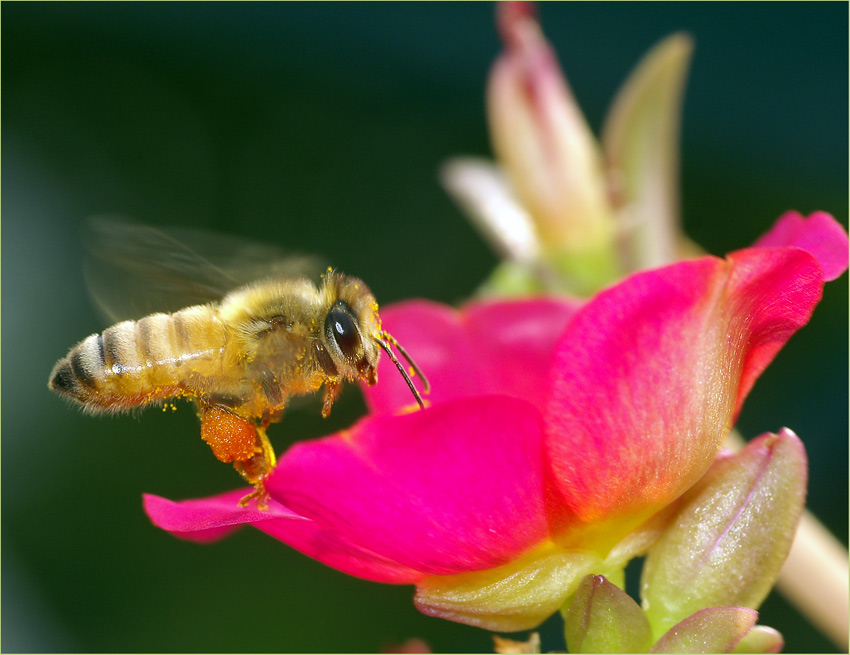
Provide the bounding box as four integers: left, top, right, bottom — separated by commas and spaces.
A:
564, 574, 653, 654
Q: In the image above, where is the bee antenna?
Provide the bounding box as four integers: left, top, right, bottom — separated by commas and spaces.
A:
376, 331, 430, 410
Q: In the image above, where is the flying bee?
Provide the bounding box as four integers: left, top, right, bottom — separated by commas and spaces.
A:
48, 218, 429, 507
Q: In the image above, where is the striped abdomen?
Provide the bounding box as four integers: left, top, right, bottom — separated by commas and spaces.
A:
49, 305, 228, 413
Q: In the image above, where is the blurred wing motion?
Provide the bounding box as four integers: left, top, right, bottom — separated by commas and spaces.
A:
83, 215, 325, 323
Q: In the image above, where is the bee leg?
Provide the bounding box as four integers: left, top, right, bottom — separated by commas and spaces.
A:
199, 406, 276, 510
234, 424, 277, 510
259, 408, 284, 429
321, 380, 342, 418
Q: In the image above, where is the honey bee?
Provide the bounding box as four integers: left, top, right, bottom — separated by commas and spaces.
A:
48, 218, 429, 507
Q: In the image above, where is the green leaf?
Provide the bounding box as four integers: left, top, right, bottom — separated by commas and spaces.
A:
601, 33, 693, 271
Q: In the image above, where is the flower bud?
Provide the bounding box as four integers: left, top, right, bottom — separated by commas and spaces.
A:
731, 625, 784, 654
487, 2, 614, 257
564, 574, 653, 654
641, 429, 807, 637
649, 607, 758, 654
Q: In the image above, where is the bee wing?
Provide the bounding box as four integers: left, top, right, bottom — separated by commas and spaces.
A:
83, 215, 325, 323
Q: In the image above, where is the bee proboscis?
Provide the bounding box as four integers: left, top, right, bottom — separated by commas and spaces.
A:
48, 219, 429, 507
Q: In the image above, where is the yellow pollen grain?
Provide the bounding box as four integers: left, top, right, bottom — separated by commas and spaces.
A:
398, 400, 428, 415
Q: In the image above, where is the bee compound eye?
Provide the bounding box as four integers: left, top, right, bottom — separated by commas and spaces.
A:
325, 302, 361, 359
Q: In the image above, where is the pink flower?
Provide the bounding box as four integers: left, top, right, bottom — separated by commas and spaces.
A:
144, 211, 847, 632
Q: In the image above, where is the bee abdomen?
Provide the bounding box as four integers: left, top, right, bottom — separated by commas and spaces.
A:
49, 309, 223, 412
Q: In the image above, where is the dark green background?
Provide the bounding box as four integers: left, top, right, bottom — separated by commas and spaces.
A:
3, 2, 847, 653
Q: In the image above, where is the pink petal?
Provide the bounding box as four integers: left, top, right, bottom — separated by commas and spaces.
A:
254, 517, 424, 584
543, 247, 826, 542
142, 489, 299, 543
753, 211, 849, 281
725, 248, 826, 417
268, 396, 549, 576
464, 299, 582, 404
143, 490, 422, 583
366, 297, 580, 414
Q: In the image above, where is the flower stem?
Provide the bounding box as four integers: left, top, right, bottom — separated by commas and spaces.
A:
776, 510, 849, 650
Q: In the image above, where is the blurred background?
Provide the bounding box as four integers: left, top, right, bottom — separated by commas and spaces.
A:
3, 3, 847, 653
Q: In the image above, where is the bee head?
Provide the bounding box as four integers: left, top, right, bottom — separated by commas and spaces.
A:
319, 271, 429, 408
319, 272, 382, 385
